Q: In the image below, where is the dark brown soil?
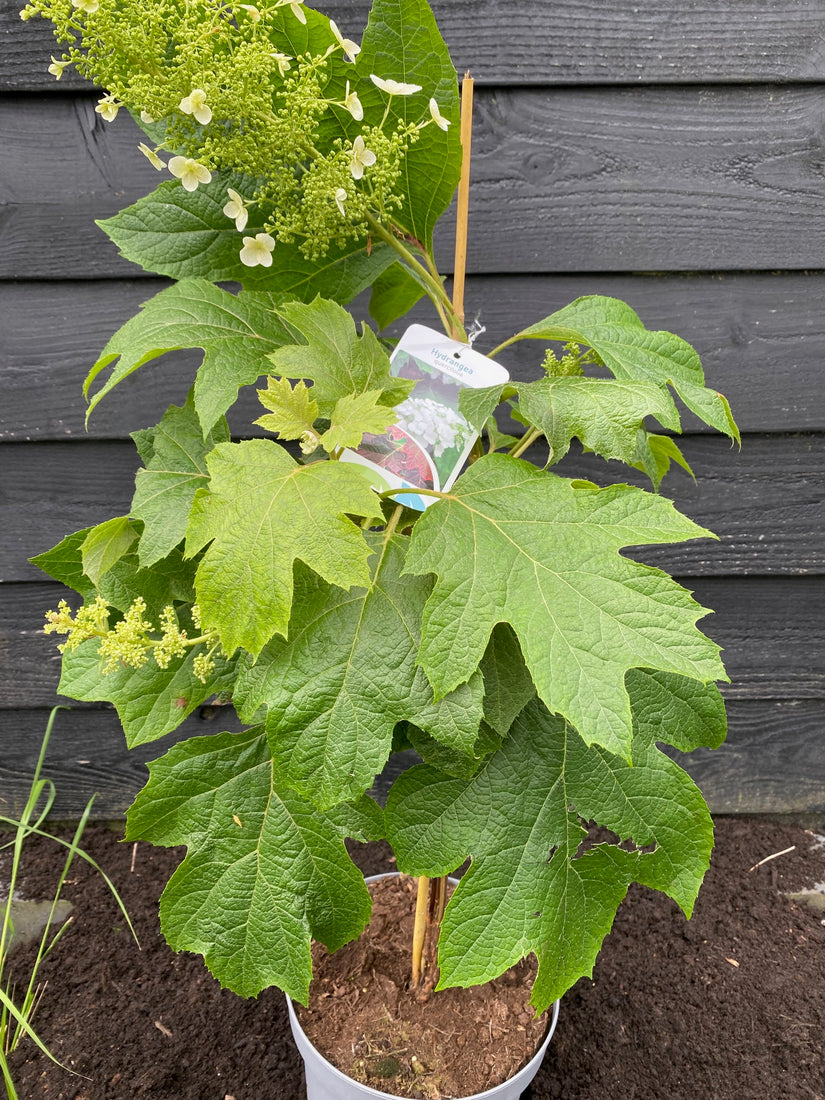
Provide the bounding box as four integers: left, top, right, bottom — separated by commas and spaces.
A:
4, 817, 824, 1099
298, 875, 548, 1098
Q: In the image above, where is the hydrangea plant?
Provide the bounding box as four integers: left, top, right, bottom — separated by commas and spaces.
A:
26, 0, 738, 1015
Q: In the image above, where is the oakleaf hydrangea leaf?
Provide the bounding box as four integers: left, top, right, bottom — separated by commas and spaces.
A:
405, 454, 726, 758
320, 390, 399, 452
254, 377, 319, 441
515, 376, 681, 465
478, 624, 536, 736
185, 440, 380, 656
125, 727, 376, 1002
98, 172, 397, 295
30, 529, 97, 601
633, 431, 695, 490
268, 298, 414, 416
369, 262, 429, 330
234, 534, 484, 810
131, 393, 230, 568
59, 633, 237, 748
512, 296, 739, 441
386, 691, 718, 1012
84, 279, 291, 437
80, 517, 138, 585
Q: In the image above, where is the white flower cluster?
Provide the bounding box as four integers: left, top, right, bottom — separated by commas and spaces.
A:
399, 397, 472, 458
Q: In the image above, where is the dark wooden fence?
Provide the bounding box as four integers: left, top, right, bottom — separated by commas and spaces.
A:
1, 0, 823, 818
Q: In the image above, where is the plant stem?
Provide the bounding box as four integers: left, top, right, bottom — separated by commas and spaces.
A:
509, 426, 542, 459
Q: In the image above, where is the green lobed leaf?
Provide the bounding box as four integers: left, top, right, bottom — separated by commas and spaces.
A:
185, 440, 381, 656
405, 453, 726, 759
59, 632, 237, 748
80, 517, 138, 585
369, 262, 430, 331
125, 727, 374, 1002
320, 390, 399, 452
234, 534, 484, 810
30, 528, 97, 600
510, 296, 740, 442
405, 721, 503, 780
254, 377, 319, 441
633, 431, 695, 490
84, 279, 291, 437
97, 172, 397, 295
478, 624, 536, 737
268, 297, 414, 416
356, 0, 462, 250
515, 376, 681, 466
131, 394, 230, 568
385, 691, 717, 1012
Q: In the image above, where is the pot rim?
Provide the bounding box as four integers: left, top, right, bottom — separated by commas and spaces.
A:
286, 871, 561, 1100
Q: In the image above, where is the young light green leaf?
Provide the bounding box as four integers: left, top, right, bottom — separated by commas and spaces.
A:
268, 298, 414, 415
185, 440, 380, 656
386, 696, 716, 1012
405, 454, 726, 759
320, 390, 399, 452
356, 0, 462, 250
254, 377, 319, 441
514, 376, 681, 465
131, 394, 230, 568
58, 635, 236, 748
98, 173, 397, 296
125, 727, 374, 1002
80, 517, 138, 585
234, 535, 484, 810
509, 296, 740, 442
85, 280, 291, 437
633, 431, 695, 490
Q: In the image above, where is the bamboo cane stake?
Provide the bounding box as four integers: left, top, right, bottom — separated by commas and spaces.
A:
451, 71, 474, 335
411, 874, 429, 989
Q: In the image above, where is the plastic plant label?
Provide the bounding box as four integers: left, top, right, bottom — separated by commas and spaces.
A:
341, 324, 510, 510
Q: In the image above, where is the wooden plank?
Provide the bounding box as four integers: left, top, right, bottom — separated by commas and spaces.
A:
3, 576, 824, 707
5, 85, 825, 276
4, 271, 825, 440
3, 433, 824, 581
5, 0, 825, 90
1, 698, 822, 819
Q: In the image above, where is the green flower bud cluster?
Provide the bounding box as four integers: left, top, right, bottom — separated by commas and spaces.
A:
44, 596, 110, 651
542, 342, 605, 378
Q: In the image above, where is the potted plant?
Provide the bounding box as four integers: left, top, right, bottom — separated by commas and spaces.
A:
23, 0, 738, 1095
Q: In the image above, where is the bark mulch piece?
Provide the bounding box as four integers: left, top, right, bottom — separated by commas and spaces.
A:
3, 817, 824, 1099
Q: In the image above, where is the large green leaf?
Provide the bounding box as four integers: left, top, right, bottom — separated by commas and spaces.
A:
132, 394, 230, 568
386, 683, 722, 1011
268, 298, 414, 416
405, 454, 726, 758
125, 727, 377, 1002
234, 533, 484, 810
98, 173, 397, 295
509, 296, 739, 441
185, 440, 380, 656
84, 280, 290, 437
356, 0, 462, 249
59, 632, 237, 748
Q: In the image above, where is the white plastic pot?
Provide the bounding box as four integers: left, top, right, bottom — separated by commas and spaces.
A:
287, 873, 560, 1100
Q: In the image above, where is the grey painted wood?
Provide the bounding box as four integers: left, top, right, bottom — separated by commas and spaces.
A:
3, 272, 825, 441
3, 577, 824, 707
3, 433, 824, 582
5, 85, 825, 277
2, 698, 821, 820
5, 0, 825, 90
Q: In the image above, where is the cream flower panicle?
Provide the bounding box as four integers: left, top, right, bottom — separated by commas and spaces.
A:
223, 188, 249, 231
349, 134, 376, 180
370, 74, 422, 96
240, 233, 276, 267
138, 142, 165, 170
71, 0, 99, 13
179, 89, 212, 125
271, 52, 292, 78
429, 97, 450, 130
168, 156, 212, 191
47, 56, 69, 79
334, 187, 348, 216
95, 94, 121, 121
329, 19, 361, 63
343, 80, 363, 122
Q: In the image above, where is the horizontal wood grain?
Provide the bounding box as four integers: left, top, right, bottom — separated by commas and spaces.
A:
5, 0, 825, 90
1, 698, 822, 819
3, 576, 824, 707
3, 271, 825, 440
5, 85, 825, 276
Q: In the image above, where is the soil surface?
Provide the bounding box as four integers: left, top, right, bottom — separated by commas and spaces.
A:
3, 817, 824, 1099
